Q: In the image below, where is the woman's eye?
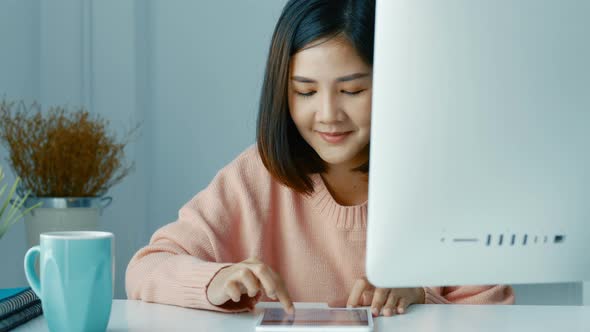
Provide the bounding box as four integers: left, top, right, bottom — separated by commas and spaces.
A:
297, 91, 316, 97
341, 89, 366, 96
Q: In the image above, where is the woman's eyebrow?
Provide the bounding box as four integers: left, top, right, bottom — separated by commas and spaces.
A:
336, 72, 370, 82
291, 72, 371, 83
291, 76, 316, 83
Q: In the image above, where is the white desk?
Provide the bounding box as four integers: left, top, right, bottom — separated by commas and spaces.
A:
14, 300, 590, 331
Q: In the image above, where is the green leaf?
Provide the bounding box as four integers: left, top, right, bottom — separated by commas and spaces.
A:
3, 202, 41, 232
0, 177, 19, 220
0, 183, 7, 200
4, 186, 33, 223
0, 165, 40, 239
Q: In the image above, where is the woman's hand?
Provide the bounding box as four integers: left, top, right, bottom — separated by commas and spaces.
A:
347, 277, 425, 317
206, 257, 294, 314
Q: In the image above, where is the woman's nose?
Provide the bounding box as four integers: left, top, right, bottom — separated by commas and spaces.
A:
317, 93, 341, 123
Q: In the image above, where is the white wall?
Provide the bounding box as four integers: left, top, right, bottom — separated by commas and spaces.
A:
0, 0, 587, 305
147, 0, 287, 236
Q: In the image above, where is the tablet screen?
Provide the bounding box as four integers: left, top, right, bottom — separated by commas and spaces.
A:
260, 308, 369, 326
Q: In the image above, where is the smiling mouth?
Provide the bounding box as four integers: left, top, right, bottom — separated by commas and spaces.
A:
317, 131, 352, 144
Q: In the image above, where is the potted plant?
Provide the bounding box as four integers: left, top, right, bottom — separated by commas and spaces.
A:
0, 99, 138, 247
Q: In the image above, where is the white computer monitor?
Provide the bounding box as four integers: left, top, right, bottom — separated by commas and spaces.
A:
366, 0, 590, 288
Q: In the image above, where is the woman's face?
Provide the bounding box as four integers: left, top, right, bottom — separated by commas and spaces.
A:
288, 36, 372, 169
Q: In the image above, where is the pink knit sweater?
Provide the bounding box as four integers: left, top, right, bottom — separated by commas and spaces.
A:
126, 146, 515, 312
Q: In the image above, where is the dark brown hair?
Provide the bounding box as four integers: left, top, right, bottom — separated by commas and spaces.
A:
257, 0, 375, 195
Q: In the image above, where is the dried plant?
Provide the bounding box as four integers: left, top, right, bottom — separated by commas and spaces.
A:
0, 99, 139, 197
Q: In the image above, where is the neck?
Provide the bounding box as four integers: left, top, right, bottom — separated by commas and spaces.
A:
321, 155, 369, 206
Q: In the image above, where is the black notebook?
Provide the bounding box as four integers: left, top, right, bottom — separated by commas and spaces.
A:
0, 302, 42, 332
0, 288, 43, 331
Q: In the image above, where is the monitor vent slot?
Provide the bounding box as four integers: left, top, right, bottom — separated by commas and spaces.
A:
457, 234, 567, 247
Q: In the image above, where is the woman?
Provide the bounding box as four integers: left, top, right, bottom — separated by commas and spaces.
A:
126, 0, 514, 317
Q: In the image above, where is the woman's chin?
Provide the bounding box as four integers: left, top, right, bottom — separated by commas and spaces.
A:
317, 151, 357, 167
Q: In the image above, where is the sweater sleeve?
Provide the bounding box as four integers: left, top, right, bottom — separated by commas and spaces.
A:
423, 285, 515, 304
125, 148, 265, 312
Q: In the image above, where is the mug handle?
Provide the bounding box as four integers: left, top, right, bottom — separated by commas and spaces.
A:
24, 246, 42, 300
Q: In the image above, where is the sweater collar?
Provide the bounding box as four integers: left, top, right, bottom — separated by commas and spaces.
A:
309, 173, 368, 230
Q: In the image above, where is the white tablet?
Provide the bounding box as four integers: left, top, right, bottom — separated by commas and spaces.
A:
255, 307, 373, 332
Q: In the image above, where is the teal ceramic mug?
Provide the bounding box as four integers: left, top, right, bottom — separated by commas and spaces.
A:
24, 231, 114, 332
